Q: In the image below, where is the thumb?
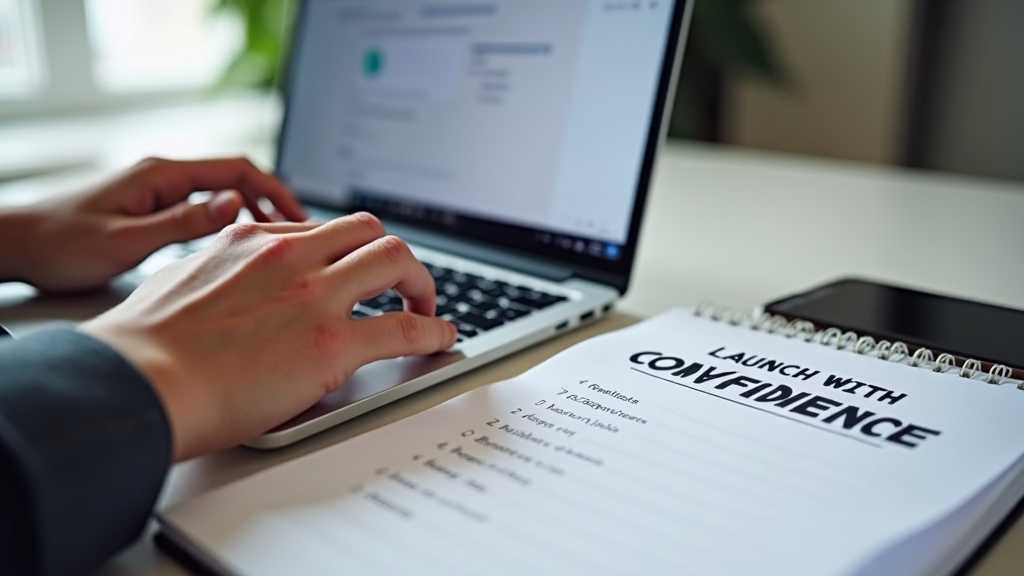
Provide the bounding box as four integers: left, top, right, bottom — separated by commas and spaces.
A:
127, 190, 244, 247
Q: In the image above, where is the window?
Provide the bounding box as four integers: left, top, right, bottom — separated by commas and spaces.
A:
1, 0, 242, 117
0, 0, 45, 98
85, 0, 240, 93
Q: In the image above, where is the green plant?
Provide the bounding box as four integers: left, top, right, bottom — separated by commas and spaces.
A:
213, 0, 296, 91
213, 0, 784, 140
671, 0, 786, 139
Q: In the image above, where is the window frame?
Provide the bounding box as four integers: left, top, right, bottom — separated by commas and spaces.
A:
0, 0, 223, 120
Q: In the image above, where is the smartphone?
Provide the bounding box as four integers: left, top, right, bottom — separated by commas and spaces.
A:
763, 278, 1024, 372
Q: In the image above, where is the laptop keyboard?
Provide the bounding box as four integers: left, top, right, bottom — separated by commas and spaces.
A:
163, 241, 567, 342
355, 263, 566, 341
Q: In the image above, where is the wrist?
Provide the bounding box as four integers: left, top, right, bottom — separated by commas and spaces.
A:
79, 318, 213, 462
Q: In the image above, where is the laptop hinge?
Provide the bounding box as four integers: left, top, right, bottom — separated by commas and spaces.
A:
303, 205, 575, 283
384, 220, 575, 283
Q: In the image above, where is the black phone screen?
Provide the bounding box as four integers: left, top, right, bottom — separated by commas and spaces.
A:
765, 279, 1024, 369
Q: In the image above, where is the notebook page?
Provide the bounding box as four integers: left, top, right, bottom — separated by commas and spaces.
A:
160, 310, 1024, 576
849, 456, 1024, 576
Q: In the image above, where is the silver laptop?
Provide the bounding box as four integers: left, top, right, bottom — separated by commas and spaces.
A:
209, 0, 691, 448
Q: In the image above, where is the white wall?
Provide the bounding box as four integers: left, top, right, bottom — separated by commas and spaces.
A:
924, 0, 1024, 182
722, 0, 915, 165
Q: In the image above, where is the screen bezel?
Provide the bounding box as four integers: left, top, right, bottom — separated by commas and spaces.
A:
274, 0, 693, 294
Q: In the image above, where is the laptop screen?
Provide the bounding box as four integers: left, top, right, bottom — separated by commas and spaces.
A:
277, 0, 685, 276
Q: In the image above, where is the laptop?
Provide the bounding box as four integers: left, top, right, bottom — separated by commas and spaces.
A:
151, 0, 692, 448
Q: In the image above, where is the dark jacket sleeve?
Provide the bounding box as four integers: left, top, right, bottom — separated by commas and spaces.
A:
0, 328, 172, 576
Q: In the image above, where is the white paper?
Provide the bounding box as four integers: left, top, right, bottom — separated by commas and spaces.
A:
160, 310, 1024, 576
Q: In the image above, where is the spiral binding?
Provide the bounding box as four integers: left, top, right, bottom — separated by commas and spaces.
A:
694, 302, 1019, 388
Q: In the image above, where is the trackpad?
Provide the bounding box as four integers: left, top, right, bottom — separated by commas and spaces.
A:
266, 351, 465, 432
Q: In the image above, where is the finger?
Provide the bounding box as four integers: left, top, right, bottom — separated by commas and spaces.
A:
138, 157, 307, 222
241, 193, 276, 223
328, 235, 435, 316
121, 190, 244, 247
299, 212, 387, 263
253, 221, 325, 234
207, 221, 323, 252
348, 312, 458, 364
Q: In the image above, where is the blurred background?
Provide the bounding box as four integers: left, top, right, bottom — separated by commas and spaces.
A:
0, 0, 1021, 184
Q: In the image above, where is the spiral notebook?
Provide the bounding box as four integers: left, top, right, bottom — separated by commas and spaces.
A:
158, 308, 1024, 576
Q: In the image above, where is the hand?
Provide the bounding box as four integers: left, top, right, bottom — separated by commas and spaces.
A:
81, 213, 458, 461
0, 157, 307, 293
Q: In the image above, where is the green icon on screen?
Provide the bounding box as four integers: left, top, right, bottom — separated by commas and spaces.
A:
363, 48, 384, 78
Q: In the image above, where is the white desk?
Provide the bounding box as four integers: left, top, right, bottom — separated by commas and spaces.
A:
1, 99, 1023, 575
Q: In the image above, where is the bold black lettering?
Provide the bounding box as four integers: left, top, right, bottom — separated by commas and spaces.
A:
672, 362, 703, 379
822, 405, 877, 429
822, 374, 854, 389
739, 383, 773, 398
757, 359, 783, 372
863, 384, 887, 399
775, 392, 811, 408
740, 355, 763, 367
789, 395, 843, 418
843, 381, 866, 395
708, 347, 728, 359
778, 365, 800, 377
649, 356, 685, 371
722, 352, 745, 364
754, 385, 793, 403
878, 390, 908, 405
694, 366, 737, 384
793, 368, 820, 381
714, 375, 761, 391
886, 424, 942, 448
630, 351, 661, 364
861, 417, 904, 437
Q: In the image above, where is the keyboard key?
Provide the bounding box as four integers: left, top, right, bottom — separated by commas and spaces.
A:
452, 311, 505, 331
499, 306, 531, 321
496, 296, 531, 311
359, 291, 403, 313
473, 278, 498, 291
359, 260, 568, 340
434, 294, 458, 317
436, 303, 458, 316
454, 322, 479, 338
427, 265, 450, 280
462, 272, 486, 285
510, 292, 566, 310
464, 289, 489, 306
479, 306, 504, 319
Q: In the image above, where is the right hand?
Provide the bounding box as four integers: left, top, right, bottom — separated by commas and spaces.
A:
80, 213, 457, 461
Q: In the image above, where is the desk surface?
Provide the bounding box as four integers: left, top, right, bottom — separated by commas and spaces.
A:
1, 99, 1023, 575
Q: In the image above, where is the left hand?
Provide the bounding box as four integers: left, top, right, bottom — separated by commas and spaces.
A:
2, 157, 307, 293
